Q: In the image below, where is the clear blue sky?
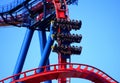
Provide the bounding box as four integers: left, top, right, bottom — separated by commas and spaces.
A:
0, 0, 120, 83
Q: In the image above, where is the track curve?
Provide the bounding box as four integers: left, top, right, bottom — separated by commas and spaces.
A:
0, 0, 52, 27
0, 0, 77, 26
0, 63, 118, 83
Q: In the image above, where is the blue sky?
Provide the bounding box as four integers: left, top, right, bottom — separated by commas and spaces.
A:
0, 0, 120, 83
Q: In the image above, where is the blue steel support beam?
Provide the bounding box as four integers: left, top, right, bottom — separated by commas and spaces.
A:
38, 0, 51, 83
38, 31, 47, 54
38, 31, 51, 83
38, 22, 54, 72
13, 29, 34, 80
38, 31, 51, 67
38, 0, 47, 59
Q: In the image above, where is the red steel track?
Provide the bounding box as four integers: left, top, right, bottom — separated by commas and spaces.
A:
0, 63, 118, 83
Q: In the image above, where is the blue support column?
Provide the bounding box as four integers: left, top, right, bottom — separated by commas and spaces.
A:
13, 29, 34, 79
38, 0, 52, 83
38, 31, 51, 66
38, 31, 46, 53
38, 22, 54, 73
38, 31, 51, 83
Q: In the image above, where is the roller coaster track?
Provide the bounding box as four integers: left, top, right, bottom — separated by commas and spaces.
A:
0, 0, 55, 27
0, 0, 119, 83
0, 63, 118, 83
0, 0, 76, 27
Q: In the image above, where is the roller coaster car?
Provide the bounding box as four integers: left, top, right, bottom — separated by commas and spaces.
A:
52, 44, 82, 55
53, 19, 82, 31
53, 33, 82, 43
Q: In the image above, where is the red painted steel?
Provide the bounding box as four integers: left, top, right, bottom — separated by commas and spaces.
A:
52, 0, 69, 20
0, 63, 117, 83
52, 0, 69, 83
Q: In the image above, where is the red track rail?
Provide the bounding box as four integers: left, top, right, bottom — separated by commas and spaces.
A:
0, 63, 118, 83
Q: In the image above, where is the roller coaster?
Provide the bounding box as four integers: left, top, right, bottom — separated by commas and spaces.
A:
0, 0, 119, 83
